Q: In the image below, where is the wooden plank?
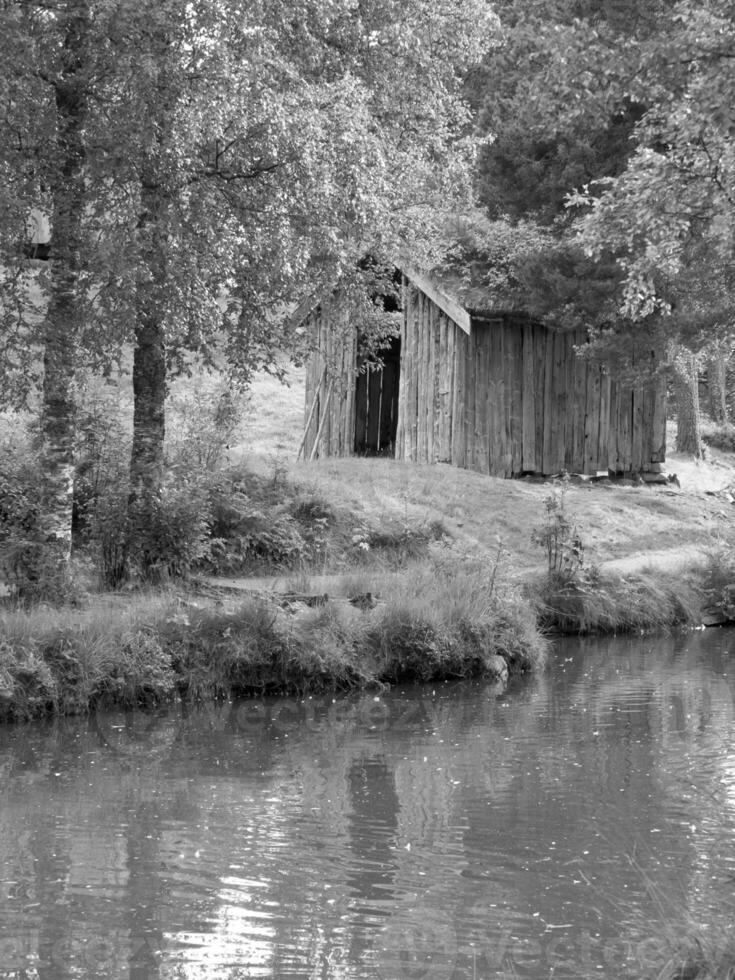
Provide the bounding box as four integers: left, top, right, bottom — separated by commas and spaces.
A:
437, 313, 452, 462
584, 363, 601, 474
427, 299, 437, 463
419, 291, 430, 462
401, 283, 412, 461
607, 379, 619, 472
497, 319, 512, 476
561, 331, 574, 471
341, 310, 353, 455
334, 326, 345, 455
345, 327, 357, 456
621, 386, 633, 472
298, 367, 325, 461
521, 321, 536, 472
309, 379, 333, 461
631, 384, 644, 470
650, 373, 667, 463
403, 267, 472, 335
542, 328, 555, 474
494, 320, 508, 476
451, 325, 466, 467
509, 320, 523, 475
365, 367, 381, 452
303, 319, 315, 460
433, 309, 442, 459
465, 320, 477, 468
415, 290, 424, 461
475, 326, 492, 473
533, 325, 546, 473
596, 369, 610, 472
570, 334, 587, 473
321, 307, 331, 456
554, 331, 569, 472
409, 285, 419, 462
395, 279, 407, 459
640, 381, 654, 471
486, 322, 500, 475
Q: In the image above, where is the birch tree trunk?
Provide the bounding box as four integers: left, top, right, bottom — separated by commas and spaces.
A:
674, 351, 704, 457
39, 3, 89, 569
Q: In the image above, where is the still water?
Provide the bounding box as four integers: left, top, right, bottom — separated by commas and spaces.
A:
1, 629, 735, 979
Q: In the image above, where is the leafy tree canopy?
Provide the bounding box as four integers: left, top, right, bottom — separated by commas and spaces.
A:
0, 0, 500, 401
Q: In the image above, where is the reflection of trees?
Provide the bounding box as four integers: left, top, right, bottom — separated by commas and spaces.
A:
346, 759, 399, 907
126, 802, 164, 980
1, 631, 735, 979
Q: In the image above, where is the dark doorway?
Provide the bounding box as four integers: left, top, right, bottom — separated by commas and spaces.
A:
354, 336, 401, 455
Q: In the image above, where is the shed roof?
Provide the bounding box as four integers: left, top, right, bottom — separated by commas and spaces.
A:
403, 266, 527, 334
290, 261, 526, 336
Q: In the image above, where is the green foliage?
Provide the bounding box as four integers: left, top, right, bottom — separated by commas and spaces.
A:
0, 457, 78, 603
569, 0, 735, 349
532, 485, 586, 583
101, 629, 177, 707
533, 570, 700, 634
1, 0, 500, 578
700, 537, 735, 623
701, 422, 735, 454
130, 476, 213, 582
165, 374, 247, 471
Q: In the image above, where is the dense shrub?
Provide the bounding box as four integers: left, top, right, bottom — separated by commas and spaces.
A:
74, 380, 131, 542
701, 421, 735, 453
0, 451, 79, 602
204, 478, 308, 573
130, 475, 214, 581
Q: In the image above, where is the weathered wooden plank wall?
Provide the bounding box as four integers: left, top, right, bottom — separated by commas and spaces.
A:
306, 279, 667, 475
302, 296, 357, 460
394, 290, 666, 476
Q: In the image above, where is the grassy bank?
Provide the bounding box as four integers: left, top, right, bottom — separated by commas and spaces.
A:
3, 541, 733, 723
0, 562, 545, 722
531, 567, 703, 634
3, 365, 735, 721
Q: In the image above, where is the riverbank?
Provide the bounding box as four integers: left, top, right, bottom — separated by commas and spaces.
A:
0, 561, 547, 722
0, 533, 730, 722
2, 366, 735, 722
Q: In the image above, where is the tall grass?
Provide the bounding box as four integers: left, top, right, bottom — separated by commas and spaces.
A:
0, 562, 546, 722
532, 568, 701, 634
612, 854, 735, 980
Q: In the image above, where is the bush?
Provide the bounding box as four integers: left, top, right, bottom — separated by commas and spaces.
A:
701, 421, 735, 453
699, 537, 735, 621
129, 475, 213, 581
165, 373, 247, 471
73, 379, 131, 543
0, 456, 79, 603
205, 478, 307, 574
531, 483, 584, 583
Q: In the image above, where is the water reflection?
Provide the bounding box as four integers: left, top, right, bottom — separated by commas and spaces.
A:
0, 629, 734, 978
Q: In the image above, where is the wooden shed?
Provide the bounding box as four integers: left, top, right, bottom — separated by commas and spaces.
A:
301, 269, 667, 477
